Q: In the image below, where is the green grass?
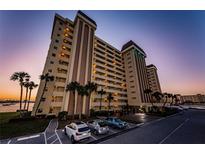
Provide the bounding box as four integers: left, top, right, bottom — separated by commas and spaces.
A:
0, 112, 50, 140
0, 112, 20, 124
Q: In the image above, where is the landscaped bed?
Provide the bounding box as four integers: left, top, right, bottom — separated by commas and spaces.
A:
0, 112, 50, 140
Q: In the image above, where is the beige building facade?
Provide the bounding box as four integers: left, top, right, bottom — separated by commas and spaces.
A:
146, 64, 161, 93
181, 94, 205, 103
32, 11, 160, 116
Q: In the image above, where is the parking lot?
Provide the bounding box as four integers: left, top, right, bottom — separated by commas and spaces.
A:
0, 118, 143, 144
56, 121, 140, 144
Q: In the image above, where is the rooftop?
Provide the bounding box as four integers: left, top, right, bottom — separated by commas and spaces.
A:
121, 40, 146, 55
77, 11, 97, 26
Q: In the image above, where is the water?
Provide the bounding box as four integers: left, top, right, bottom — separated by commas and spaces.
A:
0, 102, 34, 112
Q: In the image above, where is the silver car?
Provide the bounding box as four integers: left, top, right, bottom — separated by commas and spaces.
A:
87, 119, 109, 135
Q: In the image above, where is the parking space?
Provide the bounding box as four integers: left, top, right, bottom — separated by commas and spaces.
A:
55, 121, 141, 144
4, 133, 45, 144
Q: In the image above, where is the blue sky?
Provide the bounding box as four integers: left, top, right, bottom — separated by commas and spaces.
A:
0, 10, 205, 99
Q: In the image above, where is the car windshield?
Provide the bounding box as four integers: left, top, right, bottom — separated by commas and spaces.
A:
78, 127, 90, 132
98, 121, 107, 127
115, 118, 122, 123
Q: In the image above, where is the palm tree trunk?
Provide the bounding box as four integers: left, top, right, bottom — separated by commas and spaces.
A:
108, 100, 111, 116
99, 94, 102, 111
19, 85, 23, 115
72, 92, 75, 120
163, 97, 167, 108
23, 87, 28, 111
27, 89, 32, 111
35, 81, 47, 116
79, 96, 83, 120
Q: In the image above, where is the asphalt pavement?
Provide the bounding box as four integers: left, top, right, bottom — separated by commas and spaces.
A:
100, 109, 205, 144
1, 108, 205, 144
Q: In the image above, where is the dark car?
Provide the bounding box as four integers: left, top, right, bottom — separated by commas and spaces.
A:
105, 117, 127, 129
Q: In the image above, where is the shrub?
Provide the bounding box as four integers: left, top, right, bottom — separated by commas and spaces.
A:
35, 114, 46, 119
58, 111, 68, 121
46, 115, 56, 119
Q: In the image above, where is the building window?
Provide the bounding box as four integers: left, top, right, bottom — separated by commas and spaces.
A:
48, 69, 52, 73
56, 77, 66, 83
59, 22, 63, 25
59, 27, 62, 31
57, 68, 67, 74
52, 53, 56, 57
59, 60, 69, 66
55, 86, 65, 92
60, 52, 69, 59
132, 97, 136, 99
50, 61, 54, 64
63, 39, 72, 45
62, 45, 71, 52
64, 33, 73, 39
55, 40, 59, 43
57, 34, 60, 37
54, 96, 63, 102
54, 46, 58, 50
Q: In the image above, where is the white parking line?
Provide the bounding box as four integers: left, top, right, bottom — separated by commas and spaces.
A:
17, 134, 40, 141
136, 123, 144, 127
45, 120, 53, 132
47, 134, 56, 140
7, 139, 11, 144
43, 132, 47, 144
55, 130, 62, 144
159, 118, 189, 144
90, 135, 97, 140
55, 121, 62, 144
51, 138, 58, 144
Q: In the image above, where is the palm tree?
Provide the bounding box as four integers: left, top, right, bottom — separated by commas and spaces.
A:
171, 94, 177, 106
27, 81, 38, 111
144, 89, 153, 106
10, 72, 30, 114
23, 78, 30, 111
97, 88, 106, 111
152, 91, 163, 103
107, 93, 114, 116
167, 93, 173, 106
163, 92, 168, 107
66, 81, 80, 119
35, 73, 54, 116
85, 81, 98, 114
77, 85, 88, 120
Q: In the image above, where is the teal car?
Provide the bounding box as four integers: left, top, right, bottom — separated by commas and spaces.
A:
105, 117, 127, 129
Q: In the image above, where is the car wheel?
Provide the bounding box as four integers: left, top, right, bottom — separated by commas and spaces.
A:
71, 135, 75, 144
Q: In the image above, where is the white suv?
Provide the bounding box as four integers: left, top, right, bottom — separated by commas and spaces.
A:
64, 121, 91, 143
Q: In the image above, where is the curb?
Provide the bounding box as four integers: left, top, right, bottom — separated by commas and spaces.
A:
189, 107, 205, 110
88, 123, 144, 144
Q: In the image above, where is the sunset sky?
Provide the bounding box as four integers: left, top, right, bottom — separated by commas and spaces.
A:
0, 10, 205, 100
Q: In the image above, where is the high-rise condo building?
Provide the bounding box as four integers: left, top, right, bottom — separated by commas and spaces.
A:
32, 11, 161, 116
146, 64, 161, 93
